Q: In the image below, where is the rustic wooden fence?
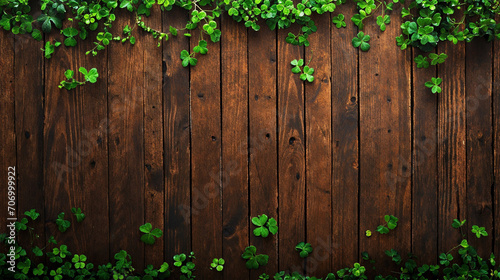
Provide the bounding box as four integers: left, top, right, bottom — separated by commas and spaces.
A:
1, 2, 499, 279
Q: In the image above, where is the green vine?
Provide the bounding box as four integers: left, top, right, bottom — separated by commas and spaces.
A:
1, 209, 500, 279
2, 0, 500, 91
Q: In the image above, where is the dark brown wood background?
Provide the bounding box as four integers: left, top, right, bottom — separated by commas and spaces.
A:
1, 1, 499, 278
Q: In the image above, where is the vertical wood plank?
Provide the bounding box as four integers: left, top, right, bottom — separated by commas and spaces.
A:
330, 2, 359, 271
494, 34, 500, 259
108, 11, 145, 268
437, 41, 466, 253
465, 39, 493, 256
305, 13, 332, 278
0, 31, 16, 235
278, 24, 305, 273
190, 18, 222, 280
14, 33, 45, 253
43, 27, 109, 264
221, 14, 249, 280
359, 7, 412, 273
143, 6, 165, 267
43, 34, 80, 254
248, 26, 279, 278
76, 34, 110, 266
411, 49, 438, 262
163, 6, 192, 268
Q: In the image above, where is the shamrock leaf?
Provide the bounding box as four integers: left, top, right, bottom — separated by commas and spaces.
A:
56, 213, 71, 232
71, 207, 86, 222
180, 50, 197, 67
140, 223, 163, 245
295, 242, 313, 258
425, 77, 442, 94
414, 55, 430, 68
332, 14, 346, 28
193, 40, 208, 55
471, 225, 488, 238
376, 15, 390, 31
242, 246, 269, 269
428, 52, 448, 65
352, 32, 371, 52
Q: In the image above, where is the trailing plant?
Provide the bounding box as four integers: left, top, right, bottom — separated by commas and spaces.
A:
2, 0, 500, 93
2, 209, 500, 280
59, 67, 99, 90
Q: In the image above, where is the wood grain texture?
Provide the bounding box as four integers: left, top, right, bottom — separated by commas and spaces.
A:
305, 12, 332, 278
143, 5, 165, 267
494, 34, 500, 259
43, 30, 80, 254
14, 33, 45, 254
248, 25, 279, 279
163, 6, 192, 270
221, 14, 250, 280
330, 2, 359, 271
359, 5, 412, 274
189, 18, 222, 280
278, 22, 305, 273
108, 10, 145, 268
437, 40, 466, 253
0, 31, 15, 238
465, 39, 493, 256
411, 49, 438, 263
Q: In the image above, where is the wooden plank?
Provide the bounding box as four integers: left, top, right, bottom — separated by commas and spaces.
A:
189, 18, 222, 279
0, 31, 15, 235
411, 48, 438, 262
277, 22, 305, 273
437, 41, 466, 253
305, 13, 332, 277
248, 25, 279, 278
14, 33, 45, 254
77, 39, 110, 265
143, 6, 164, 267
43, 23, 110, 264
465, 39, 493, 256
163, 6, 192, 267
494, 33, 500, 259
221, 14, 250, 280
108, 10, 145, 268
330, 2, 359, 271
358, 6, 412, 274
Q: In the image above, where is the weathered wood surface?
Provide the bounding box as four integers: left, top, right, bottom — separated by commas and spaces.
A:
1, 1, 499, 278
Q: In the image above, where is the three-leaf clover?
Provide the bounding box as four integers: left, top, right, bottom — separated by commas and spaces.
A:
140, 223, 163, 245
471, 225, 488, 238
210, 258, 225, 271
428, 53, 448, 65
375, 215, 398, 234
425, 77, 442, 94
295, 242, 313, 258
241, 245, 269, 270
300, 66, 315, 82
332, 14, 346, 28
452, 219, 466, 229
180, 50, 197, 67
414, 55, 429, 68
173, 254, 187, 267
56, 212, 71, 232
24, 209, 40, 220
291, 59, 304, 74
71, 207, 85, 222
376, 15, 390, 31
33, 263, 45, 276
352, 32, 371, 52
251, 214, 278, 237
